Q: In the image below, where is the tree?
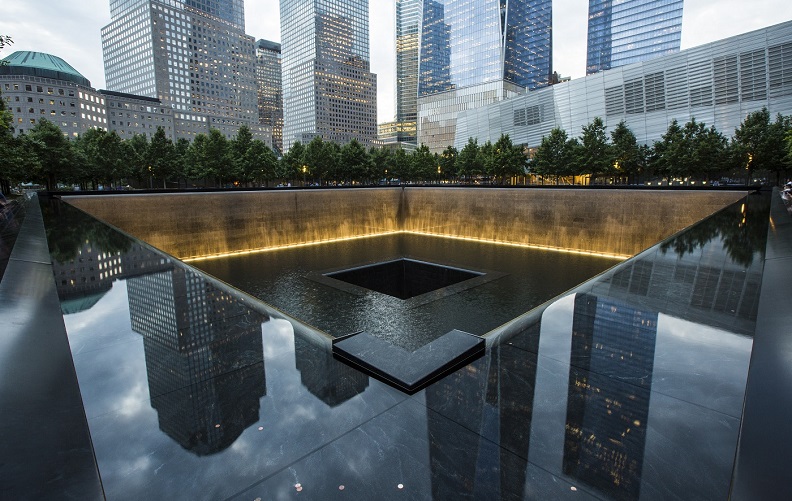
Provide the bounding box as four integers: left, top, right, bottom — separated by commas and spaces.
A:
247, 140, 278, 186
230, 125, 254, 183
732, 108, 790, 184
687, 121, 729, 182
304, 136, 329, 184
185, 133, 208, 184
577, 117, 611, 183
457, 138, 483, 182
27, 119, 75, 190
388, 147, 410, 181
204, 129, 231, 186
0, 85, 18, 194
651, 119, 685, 181
279, 140, 305, 183
370, 146, 391, 182
340, 139, 372, 183
438, 145, 457, 181
147, 127, 177, 188
410, 144, 436, 182
531, 127, 578, 183
610, 121, 641, 184
489, 134, 525, 184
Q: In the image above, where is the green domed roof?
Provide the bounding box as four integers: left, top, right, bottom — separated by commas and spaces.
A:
0, 51, 91, 87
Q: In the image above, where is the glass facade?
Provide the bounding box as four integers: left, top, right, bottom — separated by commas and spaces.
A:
102, 0, 260, 141
455, 21, 792, 153
394, 0, 422, 146
256, 40, 283, 154
415, 0, 552, 152
280, 0, 377, 151
587, 0, 684, 75
418, 0, 552, 95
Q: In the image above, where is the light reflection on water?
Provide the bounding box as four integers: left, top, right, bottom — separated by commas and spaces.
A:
193, 233, 622, 350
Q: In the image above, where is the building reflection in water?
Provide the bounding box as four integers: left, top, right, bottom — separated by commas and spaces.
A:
562, 294, 658, 501
293, 335, 369, 407
424, 323, 540, 498
126, 257, 267, 456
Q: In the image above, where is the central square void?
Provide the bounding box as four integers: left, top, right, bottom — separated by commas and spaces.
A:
326, 258, 482, 300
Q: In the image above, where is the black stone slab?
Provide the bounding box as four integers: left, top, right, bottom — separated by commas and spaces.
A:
332, 329, 485, 393
731, 189, 792, 500
0, 195, 103, 499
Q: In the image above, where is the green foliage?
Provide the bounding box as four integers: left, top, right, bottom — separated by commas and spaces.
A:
531, 128, 578, 182
279, 140, 305, 182
577, 117, 611, 181
488, 134, 525, 184
26, 119, 75, 190
610, 120, 641, 182
340, 139, 373, 182
438, 145, 458, 180
731, 108, 791, 182
457, 138, 483, 181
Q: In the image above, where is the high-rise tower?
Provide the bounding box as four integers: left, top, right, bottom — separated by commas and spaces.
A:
586, 0, 684, 75
256, 40, 283, 154
102, 0, 261, 141
391, 0, 423, 147
279, 0, 377, 152
416, 0, 552, 152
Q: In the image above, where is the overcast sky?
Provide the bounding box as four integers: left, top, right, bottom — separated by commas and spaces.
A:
2, 1, 791, 124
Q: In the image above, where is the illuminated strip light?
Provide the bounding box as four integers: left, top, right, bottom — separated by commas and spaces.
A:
182, 229, 629, 262
181, 231, 402, 262
402, 231, 630, 260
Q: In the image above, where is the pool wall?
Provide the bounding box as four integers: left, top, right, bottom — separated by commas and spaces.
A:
64, 188, 747, 261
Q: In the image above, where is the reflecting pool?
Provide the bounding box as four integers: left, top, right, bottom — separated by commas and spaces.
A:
40, 192, 769, 500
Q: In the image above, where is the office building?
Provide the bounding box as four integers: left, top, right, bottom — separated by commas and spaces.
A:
392, 0, 422, 147
455, 21, 792, 155
255, 40, 283, 154
280, 0, 377, 152
587, 0, 684, 75
0, 51, 107, 137
0, 51, 182, 142
101, 0, 267, 142
416, 0, 553, 152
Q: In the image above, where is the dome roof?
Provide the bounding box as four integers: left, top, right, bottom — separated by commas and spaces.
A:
0, 51, 91, 87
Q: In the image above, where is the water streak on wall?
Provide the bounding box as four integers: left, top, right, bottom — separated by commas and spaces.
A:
65, 188, 748, 261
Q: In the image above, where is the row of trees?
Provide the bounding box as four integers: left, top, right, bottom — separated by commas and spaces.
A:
2, 95, 792, 193
0, 115, 528, 191
533, 111, 792, 185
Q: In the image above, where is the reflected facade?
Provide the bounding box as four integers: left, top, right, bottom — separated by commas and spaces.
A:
128, 267, 266, 455
563, 294, 657, 500
416, 0, 553, 152
279, 0, 377, 151
587, 0, 684, 75
36, 189, 774, 499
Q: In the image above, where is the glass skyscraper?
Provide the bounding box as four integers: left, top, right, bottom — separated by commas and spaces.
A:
102, 0, 260, 140
415, 0, 552, 152
390, 0, 423, 147
586, 0, 684, 75
280, 0, 377, 152
256, 40, 283, 154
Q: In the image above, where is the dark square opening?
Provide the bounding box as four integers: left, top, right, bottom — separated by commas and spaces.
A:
326, 258, 482, 300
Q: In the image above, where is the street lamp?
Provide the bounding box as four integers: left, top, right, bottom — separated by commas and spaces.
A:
302, 165, 307, 186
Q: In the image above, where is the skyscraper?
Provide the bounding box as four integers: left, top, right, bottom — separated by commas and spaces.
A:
101, 0, 262, 141
256, 40, 283, 154
280, 0, 377, 152
586, 0, 684, 75
391, 0, 423, 147
416, 0, 553, 152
